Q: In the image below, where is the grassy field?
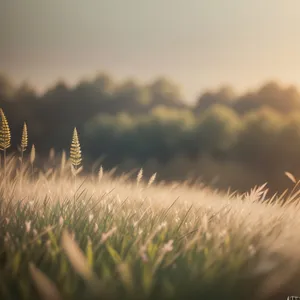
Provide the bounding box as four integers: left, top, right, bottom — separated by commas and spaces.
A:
1, 154, 300, 300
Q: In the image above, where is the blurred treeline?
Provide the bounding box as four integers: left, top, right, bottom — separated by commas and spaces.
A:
1, 72, 300, 193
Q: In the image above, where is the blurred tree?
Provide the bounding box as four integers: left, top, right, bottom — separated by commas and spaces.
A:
192, 105, 241, 158
233, 81, 300, 114
112, 80, 150, 112
235, 107, 283, 170
195, 85, 235, 113
147, 77, 184, 108
0, 74, 15, 101
1, 71, 300, 193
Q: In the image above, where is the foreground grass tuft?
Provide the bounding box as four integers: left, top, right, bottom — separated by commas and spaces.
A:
1, 157, 300, 300
0, 107, 300, 299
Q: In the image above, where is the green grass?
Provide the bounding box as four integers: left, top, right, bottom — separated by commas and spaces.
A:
1, 156, 300, 300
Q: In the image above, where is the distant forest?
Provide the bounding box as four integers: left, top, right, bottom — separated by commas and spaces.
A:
1, 72, 300, 193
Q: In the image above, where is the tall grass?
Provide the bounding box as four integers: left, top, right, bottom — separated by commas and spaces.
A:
0, 108, 11, 174
1, 108, 300, 300
21, 122, 28, 162
70, 127, 82, 172
70, 127, 82, 188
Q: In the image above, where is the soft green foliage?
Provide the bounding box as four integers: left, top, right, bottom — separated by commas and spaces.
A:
3, 74, 300, 193
236, 108, 284, 167
1, 157, 300, 299
82, 104, 300, 193
194, 104, 241, 154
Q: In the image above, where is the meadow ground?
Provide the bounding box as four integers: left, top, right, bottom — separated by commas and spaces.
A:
1, 157, 300, 300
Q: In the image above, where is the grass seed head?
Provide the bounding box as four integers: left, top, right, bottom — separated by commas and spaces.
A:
21, 122, 28, 152
148, 172, 157, 187
0, 108, 11, 150
30, 144, 36, 164
137, 168, 143, 185
70, 127, 82, 168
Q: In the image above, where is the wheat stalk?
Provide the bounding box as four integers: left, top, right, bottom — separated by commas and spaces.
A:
0, 108, 11, 174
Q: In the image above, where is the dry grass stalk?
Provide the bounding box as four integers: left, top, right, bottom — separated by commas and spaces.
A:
29, 263, 62, 300
137, 168, 143, 185
30, 144, 36, 165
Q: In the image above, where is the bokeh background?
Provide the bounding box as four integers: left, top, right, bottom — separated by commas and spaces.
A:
1, 0, 300, 193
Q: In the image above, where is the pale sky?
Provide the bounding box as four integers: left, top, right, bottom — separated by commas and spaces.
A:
1, 0, 300, 103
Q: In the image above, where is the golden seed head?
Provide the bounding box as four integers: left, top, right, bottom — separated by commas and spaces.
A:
0, 108, 11, 151
30, 144, 36, 164
21, 122, 28, 151
70, 127, 82, 167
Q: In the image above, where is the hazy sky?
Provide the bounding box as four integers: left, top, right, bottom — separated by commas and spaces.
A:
1, 0, 300, 102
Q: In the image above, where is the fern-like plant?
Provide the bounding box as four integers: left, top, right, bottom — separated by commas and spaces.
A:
70, 127, 82, 176
0, 108, 11, 173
